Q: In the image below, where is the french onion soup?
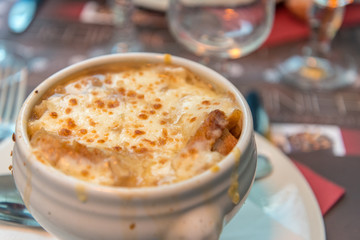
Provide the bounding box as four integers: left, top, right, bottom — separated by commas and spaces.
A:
27, 62, 243, 187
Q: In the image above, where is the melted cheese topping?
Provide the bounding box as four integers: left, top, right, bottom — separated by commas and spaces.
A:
28, 63, 240, 187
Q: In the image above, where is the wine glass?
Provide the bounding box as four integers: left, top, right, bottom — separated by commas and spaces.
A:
167, 0, 275, 78
277, 0, 356, 90
108, 0, 142, 53
89, 0, 141, 57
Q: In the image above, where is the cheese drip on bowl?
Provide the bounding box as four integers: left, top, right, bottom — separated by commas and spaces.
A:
28, 63, 242, 187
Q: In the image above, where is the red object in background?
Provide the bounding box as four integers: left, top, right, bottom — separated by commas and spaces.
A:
55, 2, 86, 21
341, 128, 360, 156
342, 4, 360, 27
37, 1, 86, 21
293, 161, 346, 215
264, 6, 309, 47
264, 4, 360, 47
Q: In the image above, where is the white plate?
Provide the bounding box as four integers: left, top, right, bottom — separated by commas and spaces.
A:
132, 0, 251, 11
0, 134, 325, 239
133, 0, 168, 11
133, 0, 284, 12
221, 134, 325, 240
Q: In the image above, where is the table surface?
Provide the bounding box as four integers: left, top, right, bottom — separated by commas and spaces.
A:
1, 0, 360, 239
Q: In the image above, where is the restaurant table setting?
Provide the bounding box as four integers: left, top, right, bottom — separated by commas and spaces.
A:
0, 0, 360, 239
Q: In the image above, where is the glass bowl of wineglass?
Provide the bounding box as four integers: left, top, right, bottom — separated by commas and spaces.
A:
167, 0, 275, 78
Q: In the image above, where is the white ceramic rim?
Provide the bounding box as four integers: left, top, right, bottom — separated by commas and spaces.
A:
15, 52, 253, 199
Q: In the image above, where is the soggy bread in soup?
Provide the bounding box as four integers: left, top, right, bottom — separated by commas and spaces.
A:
28, 63, 243, 187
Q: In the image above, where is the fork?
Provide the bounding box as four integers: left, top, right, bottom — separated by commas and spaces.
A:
0, 48, 27, 140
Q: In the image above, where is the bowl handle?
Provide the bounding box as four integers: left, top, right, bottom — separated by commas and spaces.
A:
165, 204, 223, 240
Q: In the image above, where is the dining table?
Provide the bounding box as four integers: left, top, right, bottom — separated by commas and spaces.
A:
0, 0, 360, 239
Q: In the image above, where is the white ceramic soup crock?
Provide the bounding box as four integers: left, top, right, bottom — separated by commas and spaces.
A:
12, 53, 257, 240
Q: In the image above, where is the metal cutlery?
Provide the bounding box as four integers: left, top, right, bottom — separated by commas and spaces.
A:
0, 42, 28, 140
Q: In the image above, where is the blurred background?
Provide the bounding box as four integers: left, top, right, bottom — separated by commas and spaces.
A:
0, 0, 360, 239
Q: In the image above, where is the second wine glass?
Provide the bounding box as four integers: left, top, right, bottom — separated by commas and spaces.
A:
167, 0, 275, 77
277, 0, 356, 90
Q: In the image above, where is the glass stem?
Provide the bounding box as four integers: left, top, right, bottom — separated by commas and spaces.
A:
201, 56, 224, 73
200, 56, 244, 79
306, 2, 345, 58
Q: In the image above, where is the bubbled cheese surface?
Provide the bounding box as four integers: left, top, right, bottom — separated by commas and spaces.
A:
28, 63, 239, 187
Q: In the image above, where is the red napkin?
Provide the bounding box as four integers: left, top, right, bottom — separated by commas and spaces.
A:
293, 161, 345, 216
341, 128, 360, 156
264, 7, 309, 47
